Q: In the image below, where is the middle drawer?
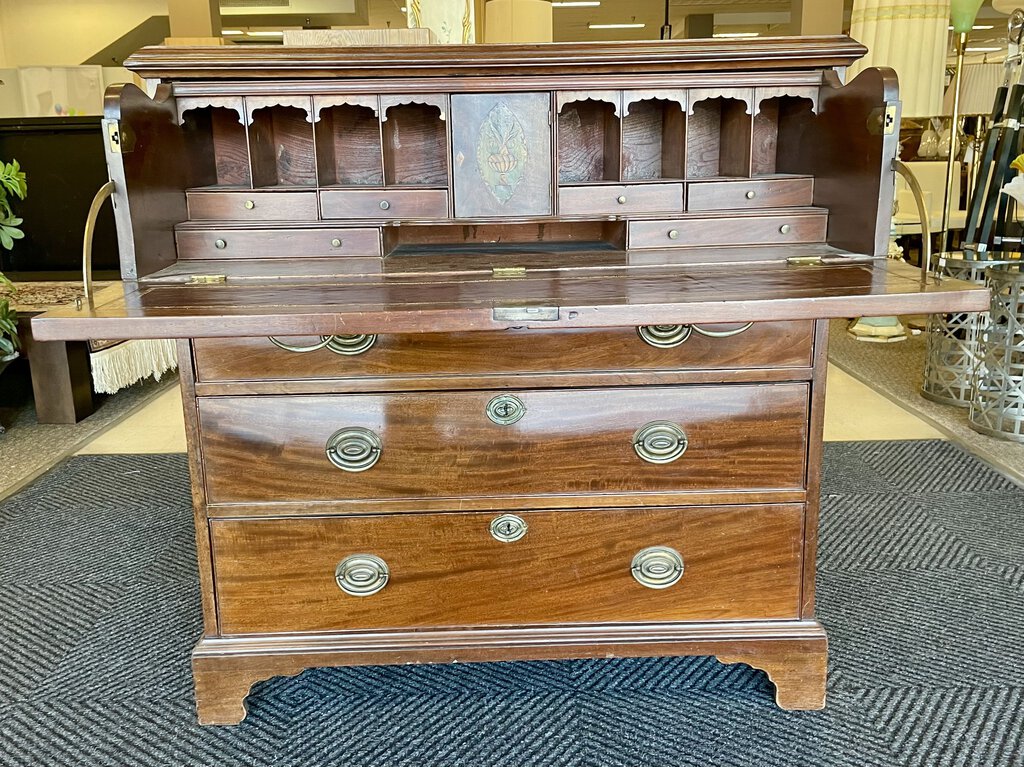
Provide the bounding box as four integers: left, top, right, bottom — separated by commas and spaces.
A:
198, 383, 808, 506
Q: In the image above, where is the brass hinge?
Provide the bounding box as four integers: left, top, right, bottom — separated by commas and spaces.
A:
787, 255, 822, 266
106, 121, 122, 153
188, 274, 227, 284
493, 306, 559, 322
492, 266, 527, 278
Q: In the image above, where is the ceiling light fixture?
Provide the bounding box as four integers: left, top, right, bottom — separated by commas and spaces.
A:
246, 30, 285, 36
947, 24, 995, 30
713, 32, 760, 38
588, 22, 645, 29
553, 1, 601, 6
220, 29, 244, 35
966, 46, 1004, 52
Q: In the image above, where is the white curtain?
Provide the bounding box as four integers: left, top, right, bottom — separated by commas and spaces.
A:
848, 0, 951, 118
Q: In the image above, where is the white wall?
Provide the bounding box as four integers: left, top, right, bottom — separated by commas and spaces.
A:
0, 0, 167, 68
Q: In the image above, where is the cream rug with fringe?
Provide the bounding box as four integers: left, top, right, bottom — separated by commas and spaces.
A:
3, 281, 177, 394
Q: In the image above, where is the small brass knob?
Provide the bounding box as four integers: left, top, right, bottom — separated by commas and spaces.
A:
379, 199, 391, 210
633, 421, 688, 464
745, 190, 757, 199
617, 195, 627, 204
490, 514, 528, 543
331, 238, 343, 248
779, 224, 792, 234
244, 199, 255, 210
335, 554, 389, 597
631, 546, 684, 589
325, 427, 382, 472
214, 239, 227, 249
667, 229, 680, 240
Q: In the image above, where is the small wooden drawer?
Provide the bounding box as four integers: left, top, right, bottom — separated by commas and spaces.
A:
186, 191, 319, 222
192, 322, 815, 384
687, 177, 814, 211
176, 227, 381, 259
320, 188, 449, 219
628, 213, 827, 249
559, 183, 683, 216
198, 383, 809, 505
210, 504, 805, 634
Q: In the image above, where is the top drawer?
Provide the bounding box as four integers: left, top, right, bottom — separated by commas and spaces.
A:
321, 188, 449, 219
187, 191, 319, 222
192, 322, 816, 386
559, 183, 683, 216
687, 177, 814, 211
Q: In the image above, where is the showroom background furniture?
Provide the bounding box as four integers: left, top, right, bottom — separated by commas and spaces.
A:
33, 37, 988, 725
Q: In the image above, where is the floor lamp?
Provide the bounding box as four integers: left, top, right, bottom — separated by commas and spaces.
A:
940, 0, 986, 253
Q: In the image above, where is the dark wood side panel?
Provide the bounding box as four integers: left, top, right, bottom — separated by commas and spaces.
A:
197, 383, 809, 505
104, 83, 189, 279
210, 504, 805, 634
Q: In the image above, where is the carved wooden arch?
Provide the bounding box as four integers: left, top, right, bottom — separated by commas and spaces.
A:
687, 87, 754, 115
312, 95, 380, 122
379, 94, 448, 121
623, 89, 687, 116
557, 90, 621, 117
244, 96, 314, 125
175, 97, 245, 126
754, 86, 820, 115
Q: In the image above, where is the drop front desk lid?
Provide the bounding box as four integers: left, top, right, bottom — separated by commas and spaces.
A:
31, 255, 989, 341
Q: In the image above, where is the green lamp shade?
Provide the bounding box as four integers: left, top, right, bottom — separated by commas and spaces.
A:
950, 0, 984, 34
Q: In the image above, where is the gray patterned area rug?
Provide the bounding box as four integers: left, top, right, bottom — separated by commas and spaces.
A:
1, 442, 1022, 767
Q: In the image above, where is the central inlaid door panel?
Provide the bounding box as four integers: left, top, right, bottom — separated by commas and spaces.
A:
450, 92, 553, 217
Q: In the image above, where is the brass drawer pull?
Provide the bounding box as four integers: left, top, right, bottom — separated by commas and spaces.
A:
745, 190, 757, 199
244, 199, 255, 210
214, 239, 227, 249
667, 229, 680, 240
638, 324, 692, 348
633, 421, 688, 464
335, 554, 389, 597
331, 238, 343, 248
379, 199, 391, 210
779, 224, 792, 234
326, 427, 382, 472
490, 514, 528, 543
617, 195, 627, 204
691, 322, 754, 339
631, 546, 684, 589
268, 334, 377, 356
486, 394, 526, 425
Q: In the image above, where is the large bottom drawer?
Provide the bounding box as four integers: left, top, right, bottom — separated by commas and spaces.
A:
211, 504, 805, 635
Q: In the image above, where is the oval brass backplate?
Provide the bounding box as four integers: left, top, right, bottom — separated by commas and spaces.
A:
486, 394, 526, 425
631, 546, 684, 589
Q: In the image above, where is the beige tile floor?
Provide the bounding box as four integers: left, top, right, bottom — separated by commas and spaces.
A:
73, 364, 942, 455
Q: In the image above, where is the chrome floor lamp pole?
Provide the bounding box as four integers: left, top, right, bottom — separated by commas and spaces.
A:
940, 31, 968, 255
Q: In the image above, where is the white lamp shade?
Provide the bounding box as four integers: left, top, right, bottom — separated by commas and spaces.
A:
942, 62, 1005, 115
848, 0, 950, 118
993, 0, 1021, 13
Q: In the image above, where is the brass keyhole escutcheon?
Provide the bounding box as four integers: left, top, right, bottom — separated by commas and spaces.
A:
486, 394, 526, 425
490, 514, 528, 543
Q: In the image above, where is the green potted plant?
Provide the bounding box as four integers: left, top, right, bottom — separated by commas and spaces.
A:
0, 158, 27, 374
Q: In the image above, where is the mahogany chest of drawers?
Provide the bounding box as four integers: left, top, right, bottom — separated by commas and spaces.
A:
33, 37, 988, 725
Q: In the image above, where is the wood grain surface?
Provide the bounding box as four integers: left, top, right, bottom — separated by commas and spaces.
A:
558, 101, 619, 183
210, 503, 805, 634
197, 383, 809, 504
314, 104, 384, 186
192, 321, 815, 384
248, 105, 317, 187
382, 103, 448, 186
